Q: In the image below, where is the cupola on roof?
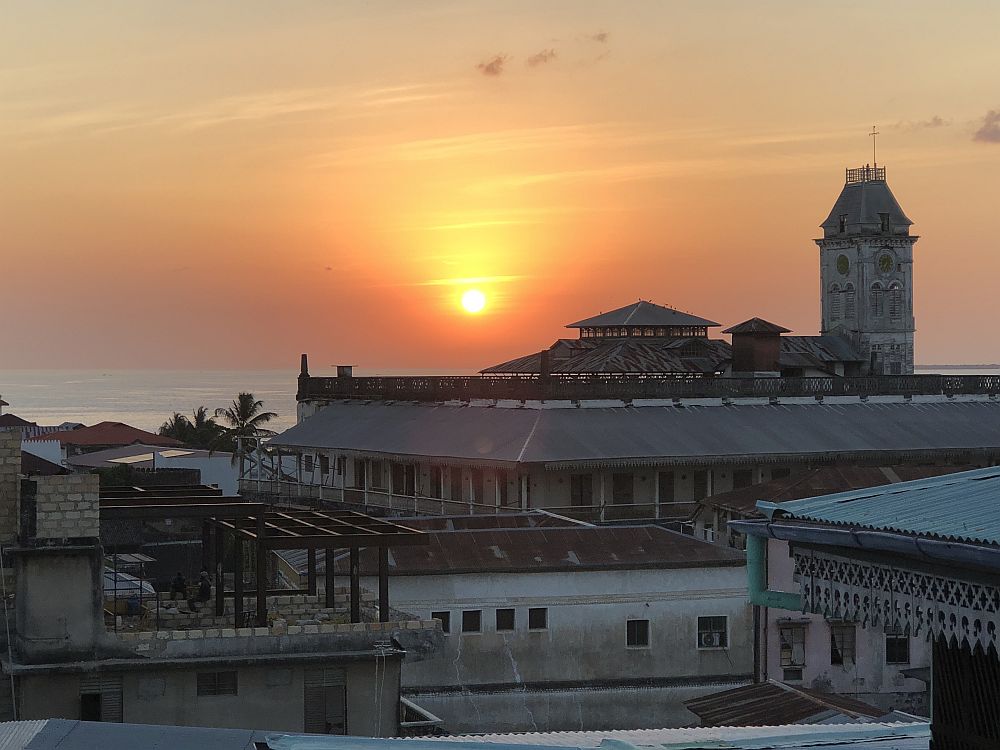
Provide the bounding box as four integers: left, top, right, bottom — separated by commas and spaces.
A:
567, 300, 720, 329
723, 318, 791, 335
820, 165, 912, 236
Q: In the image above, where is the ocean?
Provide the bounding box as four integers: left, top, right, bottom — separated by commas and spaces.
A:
1, 367, 997, 435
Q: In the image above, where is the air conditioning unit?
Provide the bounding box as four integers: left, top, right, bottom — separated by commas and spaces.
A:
700, 632, 721, 648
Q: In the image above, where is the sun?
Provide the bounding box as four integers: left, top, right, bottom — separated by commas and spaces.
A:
461, 288, 486, 314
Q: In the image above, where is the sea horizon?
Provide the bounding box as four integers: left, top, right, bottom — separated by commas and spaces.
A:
2, 365, 998, 435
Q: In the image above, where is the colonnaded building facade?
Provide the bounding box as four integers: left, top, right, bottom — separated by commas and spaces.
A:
245, 163, 995, 522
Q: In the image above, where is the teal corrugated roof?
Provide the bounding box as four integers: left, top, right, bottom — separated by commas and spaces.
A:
758, 466, 1000, 546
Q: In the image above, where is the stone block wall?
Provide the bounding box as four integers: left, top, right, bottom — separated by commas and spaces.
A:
34, 474, 100, 539
0, 430, 20, 546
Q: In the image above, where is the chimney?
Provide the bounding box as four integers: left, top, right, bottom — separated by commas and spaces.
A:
300, 353, 309, 377
723, 319, 790, 376
539, 349, 552, 380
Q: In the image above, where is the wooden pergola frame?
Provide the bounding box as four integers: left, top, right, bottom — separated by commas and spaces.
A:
100, 496, 426, 628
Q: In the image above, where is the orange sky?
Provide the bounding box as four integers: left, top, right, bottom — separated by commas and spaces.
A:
3, 1, 1000, 370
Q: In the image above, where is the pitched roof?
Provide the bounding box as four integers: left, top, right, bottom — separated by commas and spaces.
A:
820, 176, 913, 232
289, 525, 744, 576
780, 335, 865, 372
482, 338, 732, 375
20, 452, 70, 476
759, 466, 1000, 547
26, 422, 183, 448
65, 443, 229, 468
704, 465, 972, 516
684, 680, 890, 727
270, 400, 1000, 468
723, 318, 791, 335
567, 300, 720, 329
0, 413, 34, 428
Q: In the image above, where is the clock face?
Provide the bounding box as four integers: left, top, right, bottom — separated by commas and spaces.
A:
836, 255, 850, 275
878, 253, 893, 273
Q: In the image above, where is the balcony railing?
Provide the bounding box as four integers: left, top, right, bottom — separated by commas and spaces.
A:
298, 374, 1000, 403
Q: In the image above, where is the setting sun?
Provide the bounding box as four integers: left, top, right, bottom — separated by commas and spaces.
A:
461, 289, 487, 314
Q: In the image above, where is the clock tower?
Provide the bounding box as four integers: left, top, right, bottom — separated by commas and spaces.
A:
816, 164, 917, 375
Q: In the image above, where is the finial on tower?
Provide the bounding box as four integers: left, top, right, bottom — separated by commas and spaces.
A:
870, 124, 880, 167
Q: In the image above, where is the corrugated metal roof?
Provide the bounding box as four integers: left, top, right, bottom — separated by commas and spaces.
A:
760, 466, 1000, 546
724, 318, 791, 335
270, 401, 1000, 467
482, 339, 730, 375
567, 301, 719, 328
0, 720, 47, 750
684, 681, 888, 727
23, 719, 266, 750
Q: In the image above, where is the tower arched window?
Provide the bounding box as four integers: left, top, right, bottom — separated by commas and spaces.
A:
829, 283, 842, 320
888, 282, 903, 322
844, 283, 856, 318
870, 283, 884, 317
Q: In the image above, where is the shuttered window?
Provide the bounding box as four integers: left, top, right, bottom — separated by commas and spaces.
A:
304, 668, 347, 734
196, 671, 238, 696
79, 674, 123, 722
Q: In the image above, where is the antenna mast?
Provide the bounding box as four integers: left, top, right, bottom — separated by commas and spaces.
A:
870, 124, 879, 167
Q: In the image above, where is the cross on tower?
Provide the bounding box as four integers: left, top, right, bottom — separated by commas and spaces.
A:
870, 124, 879, 167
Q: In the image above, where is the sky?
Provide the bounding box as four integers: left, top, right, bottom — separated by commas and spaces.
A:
2, 1, 1000, 370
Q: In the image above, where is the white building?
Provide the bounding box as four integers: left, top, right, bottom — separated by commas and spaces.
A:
278, 515, 753, 733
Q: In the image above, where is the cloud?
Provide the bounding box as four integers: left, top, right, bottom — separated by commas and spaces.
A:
589, 31, 610, 43
526, 49, 557, 68
890, 115, 949, 131
477, 55, 509, 76
973, 110, 1000, 143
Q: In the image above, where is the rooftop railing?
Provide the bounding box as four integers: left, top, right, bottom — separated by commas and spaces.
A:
846, 165, 886, 184
297, 373, 1000, 403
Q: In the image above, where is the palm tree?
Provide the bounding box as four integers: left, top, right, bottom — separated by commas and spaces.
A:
158, 412, 192, 443
189, 405, 224, 449
212, 393, 278, 462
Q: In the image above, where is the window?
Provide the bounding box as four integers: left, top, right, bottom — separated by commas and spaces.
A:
370, 460, 386, 490
697, 616, 728, 648
870, 283, 884, 317
885, 629, 910, 664
390, 463, 416, 496
431, 611, 450, 634
335, 456, 345, 476
658, 471, 675, 503
496, 608, 515, 631
626, 619, 650, 648
471, 468, 485, 504
352, 459, 366, 488
830, 624, 856, 665
197, 671, 238, 696
498, 471, 509, 506
879, 212, 889, 233
771, 468, 791, 480
430, 466, 444, 498
303, 454, 314, 474
450, 469, 464, 502
830, 284, 842, 320
693, 470, 708, 501
528, 607, 548, 630
570, 474, 593, 507
611, 473, 633, 504
780, 625, 806, 667
319, 454, 330, 476
844, 283, 856, 318
838, 214, 847, 233
888, 283, 903, 322
732, 469, 752, 490
462, 610, 482, 633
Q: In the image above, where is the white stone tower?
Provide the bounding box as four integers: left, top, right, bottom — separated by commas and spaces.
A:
816, 165, 917, 375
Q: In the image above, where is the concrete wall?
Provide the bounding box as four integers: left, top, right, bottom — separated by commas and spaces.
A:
0, 429, 20, 547
32, 474, 100, 539
363, 566, 752, 731
764, 538, 928, 713
18, 660, 401, 736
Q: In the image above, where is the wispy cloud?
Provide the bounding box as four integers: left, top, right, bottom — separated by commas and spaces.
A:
973, 110, 1000, 143
526, 49, 557, 68
589, 31, 610, 43
891, 115, 949, 131
477, 54, 509, 76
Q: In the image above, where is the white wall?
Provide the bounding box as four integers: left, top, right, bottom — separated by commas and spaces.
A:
21, 439, 63, 464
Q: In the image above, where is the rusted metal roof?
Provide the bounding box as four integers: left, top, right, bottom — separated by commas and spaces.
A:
283, 525, 744, 576
723, 318, 791, 335
684, 680, 888, 727
567, 300, 720, 328
26, 421, 183, 448
781, 335, 864, 364
483, 338, 731, 375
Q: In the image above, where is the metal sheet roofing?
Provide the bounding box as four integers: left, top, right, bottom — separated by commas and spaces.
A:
759, 466, 1000, 546
26, 421, 183, 448
18, 719, 267, 750
820, 177, 913, 230
482, 338, 730, 375
270, 400, 1000, 468
724, 318, 792, 335
567, 300, 720, 328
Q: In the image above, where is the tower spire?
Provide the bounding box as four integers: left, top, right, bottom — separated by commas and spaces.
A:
870, 124, 879, 167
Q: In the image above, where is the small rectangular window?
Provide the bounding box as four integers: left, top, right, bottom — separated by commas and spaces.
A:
431, 611, 450, 634
780, 625, 806, 667
657, 471, 675, 503
692, 470, 708, 501
885, 629, 910, 664
570, 474, 593, 507
830, 624, 856, 665
353, 459, 365, 488
430, 466, 444, 498
303, 455, 314, 474
496, 608, 515, 631
197, 671, 238, 697
528, 607, 548, 630
319, 454, 330, 475
697, 616, 728, 649
335, 456, 346, 476
370, 460, 386, 490
771, 468, 791, 480
611, 473, 633, 504
497, 471, 509, 506
462, 610, 482, 633
626, 619, 650, 648
450, 469, 464, 502
732, 469, 752, 489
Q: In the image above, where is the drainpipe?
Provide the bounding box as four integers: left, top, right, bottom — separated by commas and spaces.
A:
745, 534, 802, 611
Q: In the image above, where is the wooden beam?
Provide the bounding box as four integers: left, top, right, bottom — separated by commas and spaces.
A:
350, 548, 360, 623
256, 514, 267, 628
324, 548, 335, 608
378, 547, 389, 623
307, 548, 317, 596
